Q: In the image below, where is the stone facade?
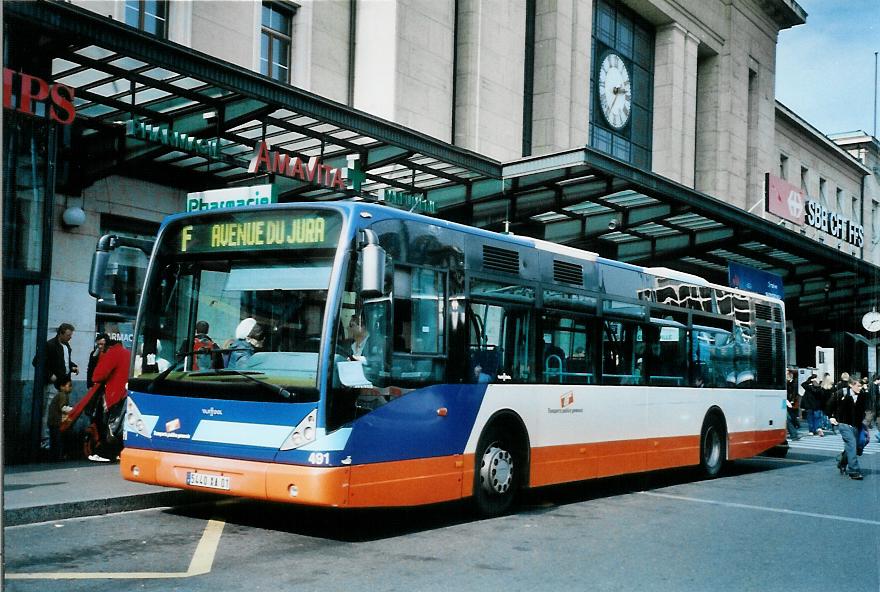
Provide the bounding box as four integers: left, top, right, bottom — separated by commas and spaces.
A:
774, 104, 872, 260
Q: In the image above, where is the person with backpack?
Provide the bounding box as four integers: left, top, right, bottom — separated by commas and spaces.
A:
188, 320, 223, 371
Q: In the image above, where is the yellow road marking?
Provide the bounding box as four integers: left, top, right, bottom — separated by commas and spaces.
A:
6, 519, 225, 580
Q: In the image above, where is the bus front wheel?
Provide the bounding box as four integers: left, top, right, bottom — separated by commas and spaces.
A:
474, 425, 520, 516
700, 413, 726, 478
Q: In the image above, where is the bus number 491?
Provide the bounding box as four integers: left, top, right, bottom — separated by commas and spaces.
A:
308, 452, 330, 465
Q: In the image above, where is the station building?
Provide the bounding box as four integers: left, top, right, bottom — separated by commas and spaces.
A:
3, 0, 879, 462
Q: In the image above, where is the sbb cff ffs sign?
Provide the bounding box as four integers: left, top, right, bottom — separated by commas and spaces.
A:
3, 68, 76, 125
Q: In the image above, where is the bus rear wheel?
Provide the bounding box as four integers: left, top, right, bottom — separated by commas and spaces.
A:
700, 414, 726, 478
474, 425, 519, 517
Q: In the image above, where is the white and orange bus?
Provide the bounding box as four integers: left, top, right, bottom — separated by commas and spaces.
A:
92, 201, 787, 515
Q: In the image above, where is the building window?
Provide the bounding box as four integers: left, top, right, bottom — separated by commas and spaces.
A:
853, 196, 860, 224
124, 0, 168, 37
261, 2, 293, 83
800, 166, 809, 195
779, 154, 788, 180
590, 0, 654, 170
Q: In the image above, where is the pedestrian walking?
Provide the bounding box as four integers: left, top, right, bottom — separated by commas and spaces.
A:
86, 332, 109, 388
785, 370, 801, 439
869, 374, 880, 445
828, 377, 867, 480
88, 338, 131, 462
800, 374, 824, 436
32, 323, 78, 452
819, 374, 836, 434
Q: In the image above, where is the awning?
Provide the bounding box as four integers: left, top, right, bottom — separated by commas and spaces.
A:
440, 146, 879, 325
4, 0, 502, 202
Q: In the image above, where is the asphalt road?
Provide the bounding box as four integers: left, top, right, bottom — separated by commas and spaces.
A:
4, 443, 879, 592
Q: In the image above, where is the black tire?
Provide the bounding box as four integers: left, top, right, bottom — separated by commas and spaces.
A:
473, 423, 520, 517
763, 443, 789, 458
699, 413, 726, 477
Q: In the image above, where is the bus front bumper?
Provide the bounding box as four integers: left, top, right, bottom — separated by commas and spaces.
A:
120, 448, 352, 507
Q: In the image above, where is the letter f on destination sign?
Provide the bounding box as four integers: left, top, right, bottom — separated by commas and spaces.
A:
181, 225, 193, 252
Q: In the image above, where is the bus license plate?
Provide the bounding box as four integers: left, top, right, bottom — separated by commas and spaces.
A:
186, 472, 230, 491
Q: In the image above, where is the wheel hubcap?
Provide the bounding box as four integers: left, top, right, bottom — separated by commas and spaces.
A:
704, 428, 721, 467
480, 444, 513, 495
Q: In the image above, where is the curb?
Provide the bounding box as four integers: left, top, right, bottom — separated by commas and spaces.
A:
4, 490, 215, 527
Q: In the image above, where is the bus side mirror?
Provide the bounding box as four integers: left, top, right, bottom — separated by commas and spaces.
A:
89, 234, 117, 298
358, 230, 386, 297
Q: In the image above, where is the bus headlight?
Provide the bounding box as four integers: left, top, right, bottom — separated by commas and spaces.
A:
126, 398, 151, 438
280, 410, 318, 451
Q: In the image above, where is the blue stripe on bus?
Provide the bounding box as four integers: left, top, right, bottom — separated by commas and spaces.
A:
339, 384, 488, 465
126, 391, 316, 462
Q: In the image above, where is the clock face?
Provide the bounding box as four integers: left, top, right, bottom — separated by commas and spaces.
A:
862, 311, 880, 331
598, 52, 632, 129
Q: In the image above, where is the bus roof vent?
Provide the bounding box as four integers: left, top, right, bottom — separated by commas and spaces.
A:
483, 245, 520, 275
755, 303, 773, 321
553, 260, 583, 286
773, 305, 783, 322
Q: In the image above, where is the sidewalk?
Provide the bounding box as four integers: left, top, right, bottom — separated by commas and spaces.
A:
3, 459, 212, 526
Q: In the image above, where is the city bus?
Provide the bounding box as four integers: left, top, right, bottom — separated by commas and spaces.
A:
91, 201, 787, 516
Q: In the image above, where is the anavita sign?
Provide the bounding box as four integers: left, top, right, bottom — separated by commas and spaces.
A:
248, 141, 346, 191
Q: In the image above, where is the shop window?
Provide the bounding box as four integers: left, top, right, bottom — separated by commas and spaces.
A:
124, 0, 168, 38
261, 1, 294, 83
95, 218, 158, 348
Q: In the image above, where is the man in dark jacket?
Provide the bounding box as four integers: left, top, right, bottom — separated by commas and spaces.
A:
33, 323, 78, 451
34, 323, 78, 384
829, 377, 868, 480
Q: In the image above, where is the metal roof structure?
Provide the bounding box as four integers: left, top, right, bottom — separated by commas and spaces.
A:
441, 147, 879, 324
5, 0, 502, 201
5, 0, 878, 327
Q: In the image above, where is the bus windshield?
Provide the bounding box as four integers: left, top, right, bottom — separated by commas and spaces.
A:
130, 209, 343, 401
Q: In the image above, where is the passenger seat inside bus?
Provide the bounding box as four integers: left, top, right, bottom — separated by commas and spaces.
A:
469, 347, 500, 383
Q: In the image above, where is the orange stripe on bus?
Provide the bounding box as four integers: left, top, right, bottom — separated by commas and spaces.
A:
121, 428, 785, 508
348, 455, 465, 507
120, 448, 351, 507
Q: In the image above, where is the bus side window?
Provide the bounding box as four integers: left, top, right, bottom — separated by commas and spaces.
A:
390, 267, 446, 387
539, 312, 595, 384
468, 302, 533, 383
602, 319, 642, 386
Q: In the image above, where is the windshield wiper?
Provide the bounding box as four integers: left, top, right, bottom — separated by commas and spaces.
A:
143, 349, 294, 401
144, 348, 230, 393
208, 368, 295, 401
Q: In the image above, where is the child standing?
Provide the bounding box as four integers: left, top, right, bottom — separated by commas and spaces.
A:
47, 375, 74, 461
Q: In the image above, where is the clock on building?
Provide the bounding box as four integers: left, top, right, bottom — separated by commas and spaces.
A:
862, 310, 880, 332
597, 52, 632, 130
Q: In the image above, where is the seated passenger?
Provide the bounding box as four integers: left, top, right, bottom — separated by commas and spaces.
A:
473, 363, 493, 384
227, 318, 265, 368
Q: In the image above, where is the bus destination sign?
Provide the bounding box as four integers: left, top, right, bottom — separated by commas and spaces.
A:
177, 212, 341, 253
